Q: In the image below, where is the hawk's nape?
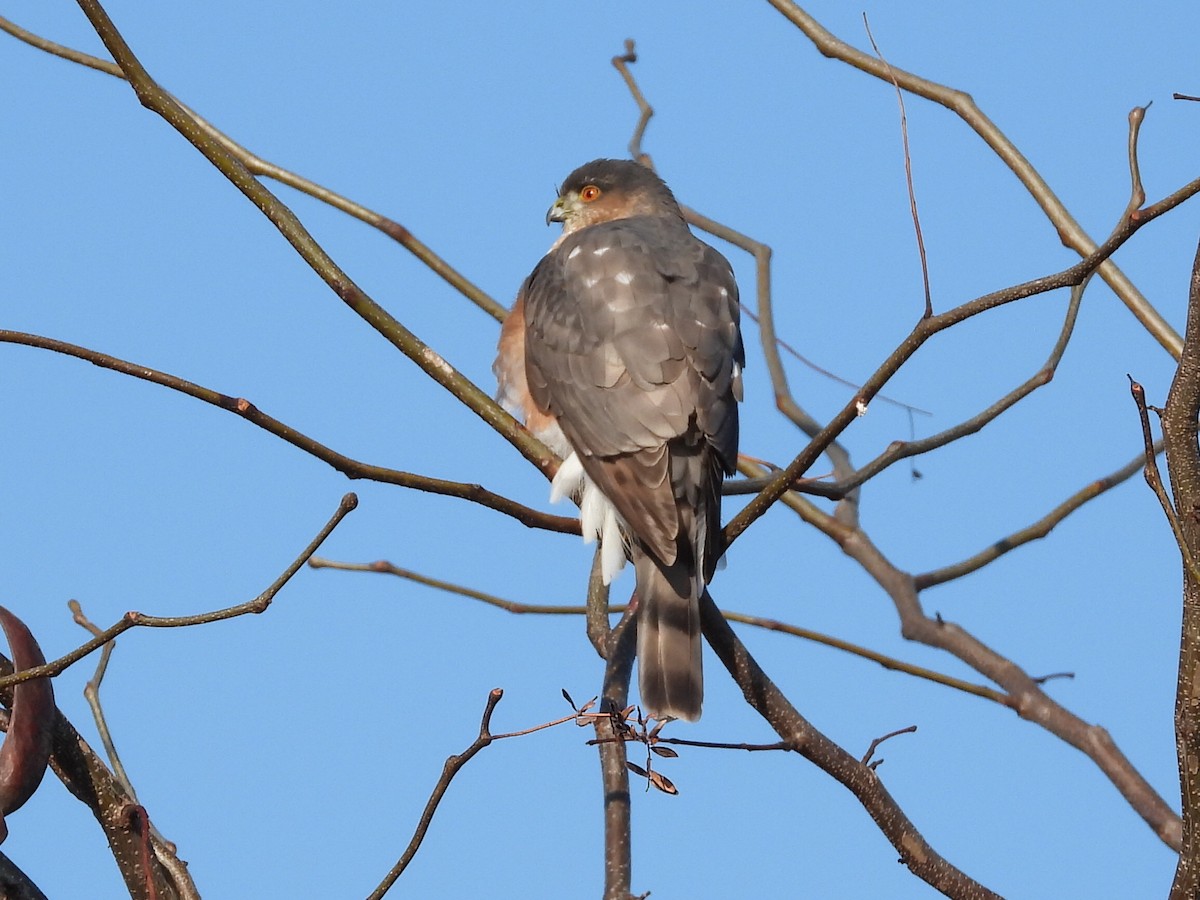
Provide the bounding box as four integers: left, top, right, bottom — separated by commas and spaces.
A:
495, 159, 743, 721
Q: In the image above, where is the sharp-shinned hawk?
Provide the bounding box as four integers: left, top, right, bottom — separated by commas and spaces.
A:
495, 159, 743, 721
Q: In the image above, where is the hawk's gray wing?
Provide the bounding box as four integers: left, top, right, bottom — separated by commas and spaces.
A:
521, 215, 742, 579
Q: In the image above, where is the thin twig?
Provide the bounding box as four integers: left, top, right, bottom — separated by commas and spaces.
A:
1032, 672, 1075, 685
307, 555, 1006, 703
67, 600, 156, 840
591, 734, 794, 753
863, 14, 932, 318
1124, 105, 1150, 216
0, 16, 505, 322
914, 439, 1164, 589
738, 305, 932, 416
367, 690, 505, 899
611, 39, 653, 166
861, 724, 918, 768
1131, 377, 1200, 584
0, 494, 357, 690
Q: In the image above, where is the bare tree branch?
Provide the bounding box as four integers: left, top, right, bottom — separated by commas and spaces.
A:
834, 276, 1088, 497
611, 40, 653, 167
726, 174, 1200, 548
914, 437, 1161, 589
733, 453, 1183, 846
861, 725, 918, 769
308, 556, 1004, 703
0, 15, 506, 323
1163, 236, 1200, 898
698, 591, 1000, 899
862, 13, 933, 319
0, 494, 356, 691
765, 0, 1183, 357
366, 690, 505, 900
0, 330, 578, 536
69, 0, 554, 481
839, 526, 1182, 849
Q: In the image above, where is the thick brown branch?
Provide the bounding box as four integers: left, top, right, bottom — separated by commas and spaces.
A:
737, 456, 1180, 846
1163, 236, 1200, 898
847, 529, 1182, 849
698, 592, 1000, 899
741, 441, 1180, 843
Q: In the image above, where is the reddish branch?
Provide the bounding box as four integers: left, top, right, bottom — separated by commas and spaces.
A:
0, 609, 54, 843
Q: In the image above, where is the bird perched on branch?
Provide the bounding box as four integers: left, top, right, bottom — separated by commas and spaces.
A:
495, 159, 743, 721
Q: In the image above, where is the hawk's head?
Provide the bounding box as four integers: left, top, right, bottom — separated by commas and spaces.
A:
546, 158, 685, 234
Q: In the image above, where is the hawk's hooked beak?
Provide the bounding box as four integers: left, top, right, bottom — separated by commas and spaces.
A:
546, 194, 574, 226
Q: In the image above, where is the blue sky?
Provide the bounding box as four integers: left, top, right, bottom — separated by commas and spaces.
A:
3, 2, 1200, 897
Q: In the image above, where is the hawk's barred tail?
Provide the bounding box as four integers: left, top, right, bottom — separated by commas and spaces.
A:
635, 552, 703, 722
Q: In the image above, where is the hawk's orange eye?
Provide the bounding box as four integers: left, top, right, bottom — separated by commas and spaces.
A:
580, 185, 602, 202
